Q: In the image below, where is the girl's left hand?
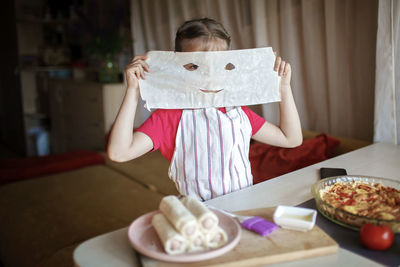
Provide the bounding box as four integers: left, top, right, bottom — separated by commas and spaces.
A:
273, 53, 291, 88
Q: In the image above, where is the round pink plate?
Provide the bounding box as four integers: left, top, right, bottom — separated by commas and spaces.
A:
128, 209, 241, 262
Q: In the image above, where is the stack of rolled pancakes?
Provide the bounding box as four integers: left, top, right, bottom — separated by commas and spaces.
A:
152, 195, 228, 255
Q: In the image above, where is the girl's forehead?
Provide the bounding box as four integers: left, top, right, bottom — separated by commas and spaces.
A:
181, 37, 228, 52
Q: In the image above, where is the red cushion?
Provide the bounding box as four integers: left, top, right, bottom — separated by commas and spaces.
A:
249, 134, 340, 184
0, 150, 105, 185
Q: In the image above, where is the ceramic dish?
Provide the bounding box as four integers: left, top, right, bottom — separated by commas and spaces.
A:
273, 205, 317, 231
128, 208, 241, 262
311, 175, 400, 233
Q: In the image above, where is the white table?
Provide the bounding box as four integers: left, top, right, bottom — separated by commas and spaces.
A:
73, 142, 400, 267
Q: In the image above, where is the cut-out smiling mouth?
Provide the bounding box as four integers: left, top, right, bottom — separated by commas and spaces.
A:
200, 89, 224, 94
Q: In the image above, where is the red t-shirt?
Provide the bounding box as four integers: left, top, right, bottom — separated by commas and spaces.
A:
136, 107, 266, 162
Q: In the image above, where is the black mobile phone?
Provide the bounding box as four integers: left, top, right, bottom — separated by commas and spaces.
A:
320, 167, 347, 179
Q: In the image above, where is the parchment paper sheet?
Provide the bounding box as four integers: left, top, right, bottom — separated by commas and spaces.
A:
139, 47, 281, 109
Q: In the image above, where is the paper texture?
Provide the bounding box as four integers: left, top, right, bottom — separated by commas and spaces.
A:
139, 47, 281, 109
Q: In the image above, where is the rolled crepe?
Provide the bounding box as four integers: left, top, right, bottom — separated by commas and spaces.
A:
205, 226, 228, 249
159, 196, 198, 237
181, 196, 219, 232
187, 231, 206, 252
152, 213, 188, 255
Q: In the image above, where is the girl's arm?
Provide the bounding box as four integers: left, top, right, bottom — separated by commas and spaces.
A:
252, 55, 303, 148
107, 55, 154, 162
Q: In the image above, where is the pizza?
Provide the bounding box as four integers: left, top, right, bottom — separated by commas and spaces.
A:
319, 181, 400, 222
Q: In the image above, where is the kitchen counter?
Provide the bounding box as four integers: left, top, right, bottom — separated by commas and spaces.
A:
73, 142, 400, 267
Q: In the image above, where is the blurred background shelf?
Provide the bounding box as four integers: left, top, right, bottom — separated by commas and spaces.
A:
1, 0, 132, 157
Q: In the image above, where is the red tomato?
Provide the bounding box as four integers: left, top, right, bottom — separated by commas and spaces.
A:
359, 224, 394, 250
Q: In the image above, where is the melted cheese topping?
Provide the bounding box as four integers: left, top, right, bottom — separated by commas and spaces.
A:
320, 181, 400, 220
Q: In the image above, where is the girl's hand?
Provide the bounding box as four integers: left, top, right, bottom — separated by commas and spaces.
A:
253, 52, 301, 148
125, 55, 149, 89
273, 53, 291, 88
108, 54, 153, 162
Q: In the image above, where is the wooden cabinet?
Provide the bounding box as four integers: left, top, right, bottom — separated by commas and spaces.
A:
49, 80, 125, 153
9, 0, 132, 156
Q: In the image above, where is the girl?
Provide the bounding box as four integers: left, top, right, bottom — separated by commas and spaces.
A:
107, 18, 302, 201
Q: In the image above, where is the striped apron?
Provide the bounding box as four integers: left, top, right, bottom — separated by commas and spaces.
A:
168, 107, 253, 201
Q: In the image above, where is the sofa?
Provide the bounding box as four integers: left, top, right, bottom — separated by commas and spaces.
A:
0, 130, 370, 267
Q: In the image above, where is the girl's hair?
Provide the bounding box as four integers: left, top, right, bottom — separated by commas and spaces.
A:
174, 18, 231, 52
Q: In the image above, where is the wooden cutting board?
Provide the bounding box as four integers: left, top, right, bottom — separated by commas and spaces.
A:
140, 206, 338, 267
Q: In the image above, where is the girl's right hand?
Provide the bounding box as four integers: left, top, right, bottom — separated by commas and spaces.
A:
125, 55, 150, 89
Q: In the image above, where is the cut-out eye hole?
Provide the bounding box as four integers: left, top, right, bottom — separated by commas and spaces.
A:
225, 63, 235, 70
183, 63, 199, 71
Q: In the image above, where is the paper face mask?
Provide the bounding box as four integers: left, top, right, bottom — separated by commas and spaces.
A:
139, 47, 281, 109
